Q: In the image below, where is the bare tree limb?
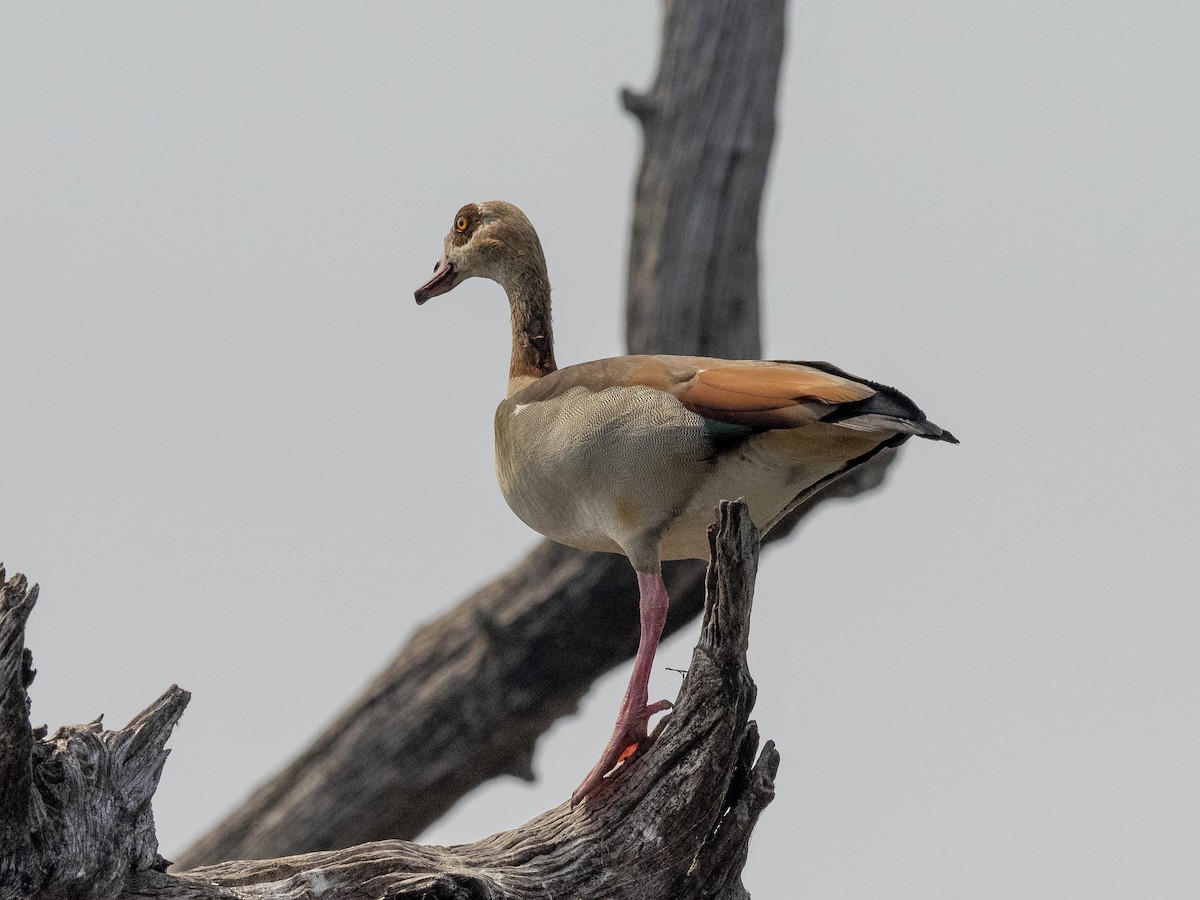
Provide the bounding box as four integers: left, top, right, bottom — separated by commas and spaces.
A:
623, 0, 784, 360
179, 546, 712, 864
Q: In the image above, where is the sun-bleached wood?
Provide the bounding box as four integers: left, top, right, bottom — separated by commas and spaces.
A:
1, 503, 777, 899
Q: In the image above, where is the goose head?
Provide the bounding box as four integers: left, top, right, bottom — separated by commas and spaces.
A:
414, 201, 548, 305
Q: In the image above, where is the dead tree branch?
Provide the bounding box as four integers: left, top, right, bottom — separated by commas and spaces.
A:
1, 503, 778, 899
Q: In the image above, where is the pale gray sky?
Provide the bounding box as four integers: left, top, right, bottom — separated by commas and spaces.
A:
2, 3, 1197, 897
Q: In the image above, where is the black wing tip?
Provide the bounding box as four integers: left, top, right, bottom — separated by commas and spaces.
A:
923, 424, 959, 444
779, 359, 959, 445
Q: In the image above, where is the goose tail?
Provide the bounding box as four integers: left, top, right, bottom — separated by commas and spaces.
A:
795, 361, 959, 444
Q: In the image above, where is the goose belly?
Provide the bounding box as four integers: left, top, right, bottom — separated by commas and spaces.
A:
494, 386, 711, 560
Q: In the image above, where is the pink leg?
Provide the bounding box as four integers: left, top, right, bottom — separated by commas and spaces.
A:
572, 571, 672, 803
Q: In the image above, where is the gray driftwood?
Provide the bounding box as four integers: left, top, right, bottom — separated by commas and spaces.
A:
1, 503, 777, 899
179, 0, 895, 867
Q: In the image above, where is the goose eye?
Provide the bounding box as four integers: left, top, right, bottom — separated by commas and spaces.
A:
455, 215, 470, 233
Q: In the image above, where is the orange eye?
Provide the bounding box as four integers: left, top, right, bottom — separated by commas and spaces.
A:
455, 215, 469, 233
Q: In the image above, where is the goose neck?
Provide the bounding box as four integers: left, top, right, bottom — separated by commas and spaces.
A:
506, 267, 556, 380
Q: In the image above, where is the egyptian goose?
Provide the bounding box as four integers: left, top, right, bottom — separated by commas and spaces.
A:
414, 201, 957, 803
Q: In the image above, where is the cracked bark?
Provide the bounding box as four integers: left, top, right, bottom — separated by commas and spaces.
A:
0, 567, 188, 900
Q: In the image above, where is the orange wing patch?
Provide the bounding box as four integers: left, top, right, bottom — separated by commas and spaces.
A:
700, 365, 874, 404
678, 364, 876, 429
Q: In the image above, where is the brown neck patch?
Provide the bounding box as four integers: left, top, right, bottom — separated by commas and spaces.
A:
508, 266, 556, 379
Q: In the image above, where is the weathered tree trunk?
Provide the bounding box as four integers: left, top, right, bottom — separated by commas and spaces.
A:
178, 0, 795, 868
1, 502, 777, 899
623, 0, 782, 360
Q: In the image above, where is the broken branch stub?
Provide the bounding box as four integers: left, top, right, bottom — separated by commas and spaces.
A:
0, 566, 190, 900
